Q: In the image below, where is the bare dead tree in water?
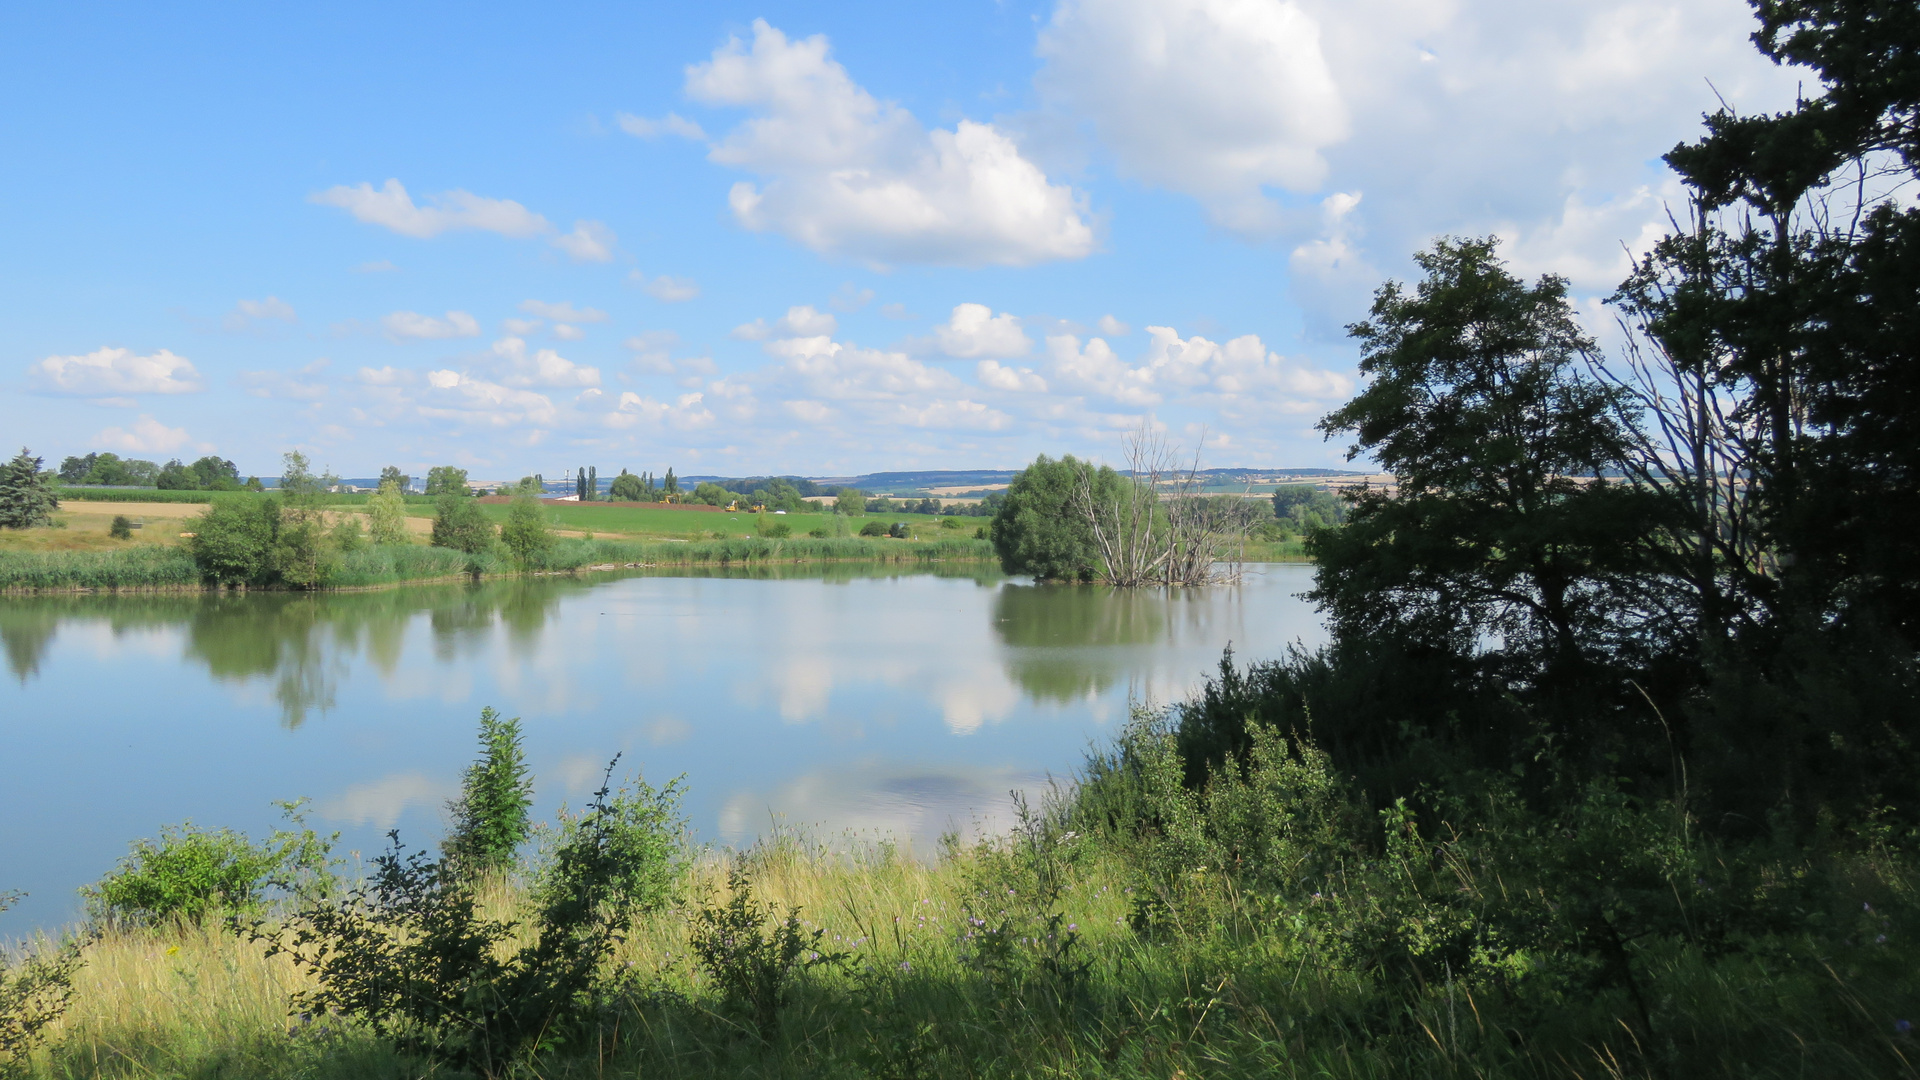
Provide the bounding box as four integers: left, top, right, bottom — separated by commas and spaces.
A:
1072, 428, 1245, 586
1072, 429, 1167, 586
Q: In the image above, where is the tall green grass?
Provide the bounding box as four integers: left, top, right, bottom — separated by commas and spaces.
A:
0, 546, 200, 591
328, 544, 503, 587
16, 821, 1914, 1080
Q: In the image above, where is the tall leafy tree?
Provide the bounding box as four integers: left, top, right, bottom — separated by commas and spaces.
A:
1623, 0, 1920, 641
188, 456, 240, 490
991, 455, 1115, 582
0, 448, 59, 529
366, 479, 410, 545
156, 459, 197, 489
57, 453, 95, 484
431, 493, 496, 554
378, 465, 410, 492
424, 466, 469, 497
608, 469, 645, 502
1313, 238, 1675, 688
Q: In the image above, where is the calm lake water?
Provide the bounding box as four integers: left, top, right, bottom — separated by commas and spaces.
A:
0, 564, 1324, 932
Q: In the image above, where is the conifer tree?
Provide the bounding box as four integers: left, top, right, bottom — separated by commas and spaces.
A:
0, 448, 58, 529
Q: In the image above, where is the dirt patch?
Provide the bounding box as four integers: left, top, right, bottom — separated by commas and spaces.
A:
56, 501, 207, 520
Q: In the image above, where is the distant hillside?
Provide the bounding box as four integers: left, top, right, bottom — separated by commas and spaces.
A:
676, 466, 1368, 496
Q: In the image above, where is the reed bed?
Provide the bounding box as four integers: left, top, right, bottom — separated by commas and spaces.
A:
0, 546, 201, 592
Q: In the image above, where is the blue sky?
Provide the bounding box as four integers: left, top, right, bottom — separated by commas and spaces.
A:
1, 0, 1799, 480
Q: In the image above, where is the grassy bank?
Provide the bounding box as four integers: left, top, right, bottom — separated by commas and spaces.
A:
0, 537, 999, 592
10, 812, 1910, 1080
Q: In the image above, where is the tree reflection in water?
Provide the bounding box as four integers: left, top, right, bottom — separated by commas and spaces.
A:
991, 582, 1231, 703
0, 581, 585, 728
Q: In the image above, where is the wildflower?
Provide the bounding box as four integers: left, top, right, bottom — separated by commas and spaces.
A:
899, 961, 912, 972
1898, 1019, 1913, 1034
1068, 923, 1078, 932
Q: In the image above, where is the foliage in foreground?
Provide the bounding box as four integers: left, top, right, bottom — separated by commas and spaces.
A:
0, 895, 83, 1078
81, 802, 338, 926
441, 708, 535, 880
250, 759, 686, 1078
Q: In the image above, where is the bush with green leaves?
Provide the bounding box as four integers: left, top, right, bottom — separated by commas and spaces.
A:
187, 494, 281, 585
689, 867, 843, 1044
81, 801, 337, 925
991, 455, 1117, 581
858, 519, 888, 537
431, 492, 496, 556
0, 893, 85, 1078
442, 708, 534, 879
365, 479, 410, 545
537, 771, 686, 916
258, 764, 642, 1077
107, 515, 133, 540
498, 495, 553, 569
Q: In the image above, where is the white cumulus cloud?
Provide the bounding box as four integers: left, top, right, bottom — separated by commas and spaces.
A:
685, 20, 1095, 267
420, 370, 559, 427
552, 220, 617, 262
382, 310, 481, 340
976, 360, 1049, 393
632, 272, 701, 302
732, 304, 838, 341
617, 112, 707, 140
223, 296, 297, 331
95, 414, 195, 454
1038, 0, 1348, 234
311, 179, 551, 239
491, 337, 601, 388
31, 347, 203, 396
519, 300, 608, 323
312, 179, 616, 261
935, 303, 1031, 359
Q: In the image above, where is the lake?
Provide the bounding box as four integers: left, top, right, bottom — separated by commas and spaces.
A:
0, 564, 1324, 931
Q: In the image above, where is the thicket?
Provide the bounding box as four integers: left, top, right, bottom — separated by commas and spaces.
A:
81, 803, 338, 926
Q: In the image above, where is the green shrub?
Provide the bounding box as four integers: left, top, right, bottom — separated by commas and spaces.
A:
186, 494, 281, 585
759, 517, 792, 538
859, 520, 888, 537
442, 708, 534, 879
258, 764, 641, 1076
431, 493, 496, 555
107, 515, 133, 540
0, 893, 85, 1076
808, 527, 829, 538
327, 514, 365, 554
940, 516, 964, 529
537, 771, 687, 916
498, 495, 553, 569
82, 802, 337, 925
689, 868, 843, 1044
